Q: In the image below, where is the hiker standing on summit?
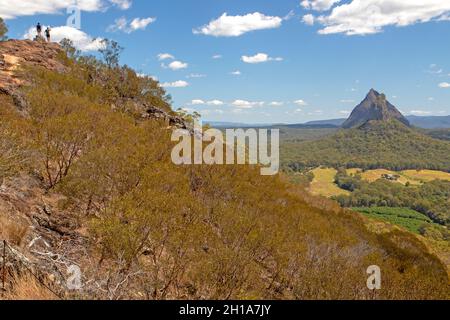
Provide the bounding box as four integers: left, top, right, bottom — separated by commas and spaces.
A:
45, 27, 51, 42
36, 23, 42, 37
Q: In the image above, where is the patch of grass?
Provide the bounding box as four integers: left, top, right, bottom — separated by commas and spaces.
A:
352, 207, 440, 234
401, 169, 450, 183
308, 167, 350, 197
0, 215, 28, 247
346, 168, 421, 185
2, 273, 57, 300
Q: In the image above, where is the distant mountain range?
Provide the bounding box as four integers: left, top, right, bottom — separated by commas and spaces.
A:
206, 91, 450, 130
207, 115, 450, 130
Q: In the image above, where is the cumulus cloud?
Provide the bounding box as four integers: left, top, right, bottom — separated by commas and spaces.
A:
190, 99, 205, 105
241, 53, 283, 64
190, 99, 224, 106
302, 14, 315, 26
0, 0, 101, 19
301, 0, 341, 11
157, 53, 174, 61
0, 0, 132, 19
108, 16, 156, 33
160, 80, 189, 88
269, 101, 284, 107
439, 82, 450, 88
231, 100, 265, 109
23, 25, 104, 51
193, 12, 283, 37
315, 0, 450, 36
230, 70, 242, 76
207, 100, 224, 106
294, 99, 308, 106
109, 0, 132, 10
130, 17, 155, 30
163, 60, 188, 71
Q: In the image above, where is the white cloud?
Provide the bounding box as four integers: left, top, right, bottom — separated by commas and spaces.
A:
109, 0, 132, 10
230, 70, 242, 76
23, 25, 104, 52
302, 14, 316, 26
340, 99, 355, 103
130, 17, 156, 31
157, 53, 175, 61
108, 16, 156, 33
269, 101, 284, 107
241, 53, 283, 64
163, 61, 188, 71
0, 0, 134, 19
190, 99, 225, 107
207, 100, 224, 106
231, 100, 265, 109
190, 99, 224, 106
160, 80, 189, 88
410, 110, 432, 115
315, 0, 450, 36
190, 99, 205, 105
294, 99, 308, 106
0, 0, 103, 19
301, 0, 341, 11
439, 82, 450, 88
212, 54, 222, 59
193, 12, 283, 37
339, 110, 351, 115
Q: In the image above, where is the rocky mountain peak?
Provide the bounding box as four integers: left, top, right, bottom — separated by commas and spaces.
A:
342, 89, 410, 129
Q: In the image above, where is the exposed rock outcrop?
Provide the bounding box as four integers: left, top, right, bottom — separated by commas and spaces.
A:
342, 89, 410, 129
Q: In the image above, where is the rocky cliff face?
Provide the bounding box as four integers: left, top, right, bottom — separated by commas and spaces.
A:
342, 89, 410, 129
0, 40, 66, 109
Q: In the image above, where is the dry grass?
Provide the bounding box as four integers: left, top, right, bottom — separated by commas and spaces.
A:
0, 215, 28, 247
308, 167, 350, 197
2, 273, 57, 300
401, 169, 450, 183
347, 168, 421, 185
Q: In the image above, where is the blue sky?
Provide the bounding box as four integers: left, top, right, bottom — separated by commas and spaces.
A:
2, 0, 450, 123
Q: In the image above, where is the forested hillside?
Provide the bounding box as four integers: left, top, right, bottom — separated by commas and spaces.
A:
283, 120, 450, 172
0, 40, 448, 300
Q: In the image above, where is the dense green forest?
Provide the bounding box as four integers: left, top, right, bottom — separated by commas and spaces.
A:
0, 39, 449, 299
282, 120, 450, 172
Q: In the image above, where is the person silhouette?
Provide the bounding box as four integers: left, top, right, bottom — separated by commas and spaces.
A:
36, 23, 42, 37
45, 27, 51, 42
